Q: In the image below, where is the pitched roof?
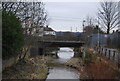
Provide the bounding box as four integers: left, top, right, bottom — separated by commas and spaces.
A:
44, 27, 54, 31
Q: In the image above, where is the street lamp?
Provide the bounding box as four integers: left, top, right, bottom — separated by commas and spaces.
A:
83, 20, 86, 33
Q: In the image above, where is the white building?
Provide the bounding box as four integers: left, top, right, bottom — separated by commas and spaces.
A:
43, 26, 56, 36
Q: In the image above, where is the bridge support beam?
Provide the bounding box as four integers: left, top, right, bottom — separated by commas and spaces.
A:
38, 48, 44, 55
74, 47, 82, 58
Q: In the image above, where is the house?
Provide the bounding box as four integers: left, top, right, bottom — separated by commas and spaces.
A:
42, 26, 56, 40
43, 26, 56, 36
32, 26, 56, 37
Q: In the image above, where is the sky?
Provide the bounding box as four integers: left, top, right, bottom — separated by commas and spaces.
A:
44, 2, 99, 32
2, 0, 119, 32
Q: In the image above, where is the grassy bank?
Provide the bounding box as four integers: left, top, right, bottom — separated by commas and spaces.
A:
65, 58, 89, 79
66, 58, 81, 69
83, 48, 119, 79
65, 47, 119, 79
2, 56, 53, 80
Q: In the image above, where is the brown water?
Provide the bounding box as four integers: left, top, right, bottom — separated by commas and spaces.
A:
46, 47, 80, 80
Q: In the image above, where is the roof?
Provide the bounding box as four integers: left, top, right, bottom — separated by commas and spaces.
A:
55, 31, 82, 34
43, 27, 54, 31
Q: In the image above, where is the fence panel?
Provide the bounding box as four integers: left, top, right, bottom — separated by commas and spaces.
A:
94, 47, 119, 63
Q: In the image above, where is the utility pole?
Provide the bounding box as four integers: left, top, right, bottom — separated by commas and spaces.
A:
71, 27, 72, 32
82, 20, 85, 33
82, 20, 85, 42
98, 13, 100, 47
76, 27, 77, 32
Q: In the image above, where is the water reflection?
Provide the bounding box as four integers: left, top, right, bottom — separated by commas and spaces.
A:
47, 66, 79, 79
58, 47, 74, 59
53, 47, 74, 63
46, 47, 80, 80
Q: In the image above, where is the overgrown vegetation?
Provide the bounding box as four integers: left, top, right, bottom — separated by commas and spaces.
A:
117, 49, 120, 52
2, 2, 48, 59
84, 49, 94, 64
83, 48, 118, 79
2, 10, 24, 60
2, 56, 53, 79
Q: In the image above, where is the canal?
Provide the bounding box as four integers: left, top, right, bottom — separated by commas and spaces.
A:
46, 47, 80, 80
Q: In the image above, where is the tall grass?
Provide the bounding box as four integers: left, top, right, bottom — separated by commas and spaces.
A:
83, 48, 118, 79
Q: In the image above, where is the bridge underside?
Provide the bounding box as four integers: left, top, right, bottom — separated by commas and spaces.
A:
37, 41, 84, 57
39, 41, 84, 47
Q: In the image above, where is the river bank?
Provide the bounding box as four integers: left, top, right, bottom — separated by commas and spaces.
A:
65, 58, 89, 79
3, 47, 118, 80
2, 56, 54, 80
2, 47, 82, 80
65, 47, 119, 79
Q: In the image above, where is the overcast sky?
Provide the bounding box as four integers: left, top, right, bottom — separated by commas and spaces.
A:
44, 2, 99, 32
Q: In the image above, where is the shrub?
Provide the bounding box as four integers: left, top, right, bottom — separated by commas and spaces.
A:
117, 49, 120, 52
85, 51, 92, 58
84, 50, 93, 64
2, 10, 24, 60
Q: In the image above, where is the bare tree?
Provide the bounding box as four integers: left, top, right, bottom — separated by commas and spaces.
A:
118, 1, 120, 31
85, 15, 96, 27
98, 1, 119, 34
2, 1, 48, 58
2, 2, 48, 34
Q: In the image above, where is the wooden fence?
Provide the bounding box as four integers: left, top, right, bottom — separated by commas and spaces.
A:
94, 47, 120, 64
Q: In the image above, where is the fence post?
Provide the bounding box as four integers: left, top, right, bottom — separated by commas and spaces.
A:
98, 47, 100, 54
108, 50, 110, 59
113, 51, 115, 61
102, 48, 103, 56
105, 49, 107, 56
118, 52, 120, 69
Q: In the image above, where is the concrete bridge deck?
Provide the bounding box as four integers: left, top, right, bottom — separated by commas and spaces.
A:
38, 40, 84, 47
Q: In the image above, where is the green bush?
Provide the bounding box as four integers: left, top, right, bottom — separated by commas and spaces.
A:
118, 49, 120, 52
84, 50, 93, 64
84, 60, 92, 64
2, 10, 24, 60
85, 51, 92, 58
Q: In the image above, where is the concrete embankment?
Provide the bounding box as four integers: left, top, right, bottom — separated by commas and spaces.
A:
2, 56, 53, 80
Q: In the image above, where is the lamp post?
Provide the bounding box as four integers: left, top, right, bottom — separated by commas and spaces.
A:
83, 20, 86, 33
97, 14, 100, 47
82, 20, 86, 42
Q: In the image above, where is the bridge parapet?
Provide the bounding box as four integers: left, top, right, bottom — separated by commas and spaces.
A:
38, 40, 84, 47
